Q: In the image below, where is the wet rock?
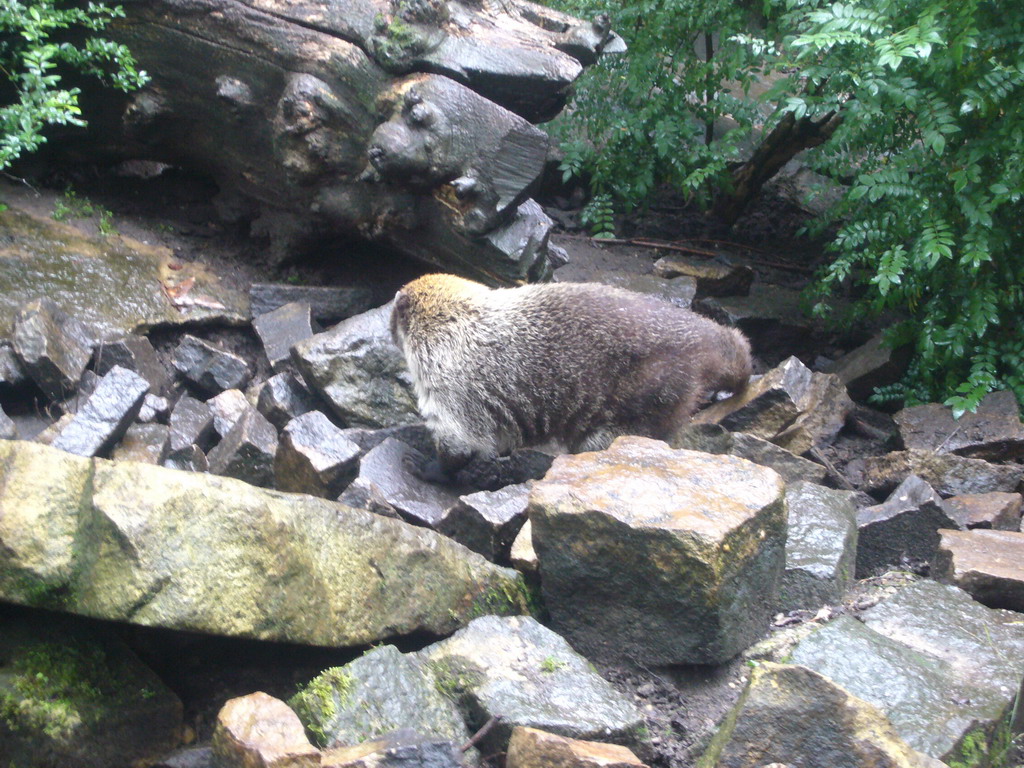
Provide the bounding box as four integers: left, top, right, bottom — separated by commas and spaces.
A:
0, 404, 16, 439
855, 475, 957, 577
162, 443, 209, 472
169, 394, 217, 452
208, 388, 250, 438
894, 390, 1024, 460
293, 302, 418, 428
253, 300, 315, 373
419, 615, 643, 755
290, 645, 472, 752
940, 491, 1023, 530
153, 746, 215, 768
212, 691, 319, 768
573, 270, 696, 309
791, 579, 1024, 763
700, 662, 943, 768
781, 481, 858, 611
670, 422, 828, 485
848, 449, 1024, 498
771, 371, 853, 455
340, 423, 436, 457
51, 365, 150, 457
339, 437, 461, 527
207, 406, 279, 487
33, 412, 75, 446
321, 730, 461, 768
530, 436, 786, 664
506, 726, 648, 768
139, 393, 172, 423
437, 483, 530, 561
93, 334, 168, 393
934, 528, 1024, 611
693, 285, 818, 362
653, 256, 753, 298
693, 356, 813, 439
827, 333, 912, 404
0, 340, 27, 386
0, 615, 183, 768
256, 371, 322, 430
112, 422, 171, 464
275, 411, 361, 497
510, 519, 537, 575
12, 297, 94, 401
0, 441, 528, 645
250, 283, 376, 325
172, 334, 251, 394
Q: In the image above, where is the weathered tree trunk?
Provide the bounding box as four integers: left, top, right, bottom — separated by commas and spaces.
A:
77, 0, 621, 284
713, 109, 843, 229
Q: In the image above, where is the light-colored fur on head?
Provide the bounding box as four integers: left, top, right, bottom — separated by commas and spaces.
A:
391, 273, 752, 477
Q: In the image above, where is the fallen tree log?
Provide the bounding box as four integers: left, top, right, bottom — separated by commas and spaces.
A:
74, 0, 622, 284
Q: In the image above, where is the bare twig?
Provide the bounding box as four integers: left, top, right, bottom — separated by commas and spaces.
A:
807, 446, 856, 491
461, 715, 502, 753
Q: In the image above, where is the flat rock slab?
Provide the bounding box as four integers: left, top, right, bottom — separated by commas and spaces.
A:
700, 662, 944, 768
507, 726, 648, 768
530, 435, 787, 664
940, 491, 1022, 530
653, 255, 753, 298
895, 390, 1024, 460
252, 300, 315, 372
0, 440, 528, 646
781, 481, 858, 611
934, 528, 1024, 611
51, 365, 150, 457
848, 449, 1024, 498
250, 283, 375, 324
826, 333, 911, 403
419, 615, 644, 755
0, 196, 247, 341
321, 730, 462, 768
212, 692, 319, 768
790, 579, 1024, 763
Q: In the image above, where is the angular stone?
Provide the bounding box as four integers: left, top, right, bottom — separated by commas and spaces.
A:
438, 483, 531, 561
93, 334, 168, 393
208, 387, 250, 438
321, 730, 461, 768
653, 256, 753, 298
693, 285, 818, 361
771, 371, 853, 455
212, 692, 320, 768
290, 645, 471, 751
895, 390, 1024, 460
0, 403, 16, 439
172, 334, 250, 394
152, 746, 215, 768
139, 393, 171, 423
506, 726, 648, 768
530, 436, 787, 664
12, 297, 94, 401
419, 615, 643, 755
855, 475, 958, 577
339, 437, 461, 527
848, 449, 1024, 498
940, 491, 1022, 530
162, 443, 209, 473
793, 580, 1024, 763
250, 283, 376, 325
0, 616, 183, 768
293, 302, 419, 428
169, 394, 217, 452
700, 662, 944, 768
253, 300, 315, 372
33, 412, 75, 446
207, 406, 279, 487
693, 356, 814, 439
576, 270, 697, 309
934, 528, 1024, 611
275, 411, 361, 498
0, 339, 27, 386
112, 422, 171, 465
256, 371, 322, 430
51, 365, 150, 457
781, 481, 858, 611
510, 519, 537, 575
0, 443, 529, 645
670, 423, 828, 485
827, 333, 911, 403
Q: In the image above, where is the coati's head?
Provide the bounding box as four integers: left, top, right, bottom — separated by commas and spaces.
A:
390, 273, 489, 349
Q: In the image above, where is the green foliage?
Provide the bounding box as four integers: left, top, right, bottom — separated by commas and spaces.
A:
0, 0, 148, 171
544, 0, 764, 229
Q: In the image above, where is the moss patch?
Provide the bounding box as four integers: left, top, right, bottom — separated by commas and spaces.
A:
289, 668, 355, 746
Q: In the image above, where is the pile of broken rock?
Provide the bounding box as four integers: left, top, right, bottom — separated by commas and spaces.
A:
1, 211, 1023, 768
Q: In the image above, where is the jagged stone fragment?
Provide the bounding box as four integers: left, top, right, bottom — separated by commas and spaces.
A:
771, 371, 853, 455
0, 340, 27, 386
207, 387, 250, 438
112, 422, 171, 465
212, 692, 320, 768
848, 449, 1024, 498
256, 371, 321, 430
162, 442, 209, 473
781, 481, 858, 611
506, 726, 648, 768
827, 333, 911, 403
321, 730, 461, 768
138, 393, 171, 423
0, 403, 16, 439
275, 410, 361, 497
531, 436, 786, 664
653, 255, 753, 298
419, 615, 643, 755
934, 528, 1024, 611
253, 300, 315, 372
250, 283, 376, 324
12, 297, 94, 401
207, 406, 279, 487
169, 394, 217, 452
438, 482, 531, 560
51, 365, 150, 457
172, 334, 250, 394
510, 519, 537, 575
895, 390, 1024, 460
93, 334, 168, 393
940, 491, 1022, 530
855, 475, 958, 577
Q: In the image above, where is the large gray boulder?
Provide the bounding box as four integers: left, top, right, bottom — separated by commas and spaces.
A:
530, 435, 787, 664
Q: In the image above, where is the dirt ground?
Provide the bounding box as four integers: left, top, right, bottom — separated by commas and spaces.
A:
1, 162, 897, 767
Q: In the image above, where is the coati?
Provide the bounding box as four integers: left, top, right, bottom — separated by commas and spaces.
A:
390, 273, 752, 481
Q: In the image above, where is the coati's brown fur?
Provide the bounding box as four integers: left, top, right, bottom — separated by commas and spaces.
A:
390, 273, 752, 479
